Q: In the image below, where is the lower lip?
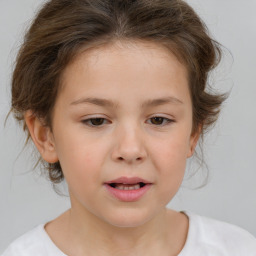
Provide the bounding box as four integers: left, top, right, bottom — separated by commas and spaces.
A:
104, 184, 152, 202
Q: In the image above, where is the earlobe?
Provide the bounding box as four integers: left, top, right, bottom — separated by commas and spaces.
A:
25, 111, 58, 163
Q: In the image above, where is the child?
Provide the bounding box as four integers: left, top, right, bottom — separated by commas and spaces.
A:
2, 0, 256, 255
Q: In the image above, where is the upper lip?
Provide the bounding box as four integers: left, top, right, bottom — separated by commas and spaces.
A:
105, 176, 152, 185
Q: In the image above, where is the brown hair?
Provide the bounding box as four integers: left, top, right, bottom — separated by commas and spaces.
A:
11, 0, 226, 183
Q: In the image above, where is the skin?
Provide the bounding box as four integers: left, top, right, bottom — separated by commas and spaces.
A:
25, 40, 200, 256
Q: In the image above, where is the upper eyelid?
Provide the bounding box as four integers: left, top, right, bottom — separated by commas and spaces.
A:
81, 114, 110, 120
82, 117, 109, 121
147, 114, 175, 121
147, 114, 174, 119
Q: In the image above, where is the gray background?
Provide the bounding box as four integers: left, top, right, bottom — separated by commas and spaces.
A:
0, 0, 256, 252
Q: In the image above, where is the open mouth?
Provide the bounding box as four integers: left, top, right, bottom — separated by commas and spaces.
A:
109, 182, 146, 190
104, 178, 152, 201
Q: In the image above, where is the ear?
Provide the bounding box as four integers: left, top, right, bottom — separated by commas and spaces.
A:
187, 125, 201, 158
25, 110, 58, 163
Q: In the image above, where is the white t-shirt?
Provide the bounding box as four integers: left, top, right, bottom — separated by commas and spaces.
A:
2, 212, 256, 256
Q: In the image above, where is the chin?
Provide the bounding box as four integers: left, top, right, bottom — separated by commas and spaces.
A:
102, 207, 157, 228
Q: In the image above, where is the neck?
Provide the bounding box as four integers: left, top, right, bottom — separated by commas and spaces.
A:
46, 203, 188, 256
67, 206, 170, 255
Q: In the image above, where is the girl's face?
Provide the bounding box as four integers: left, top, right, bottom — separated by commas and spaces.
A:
49, 41, 199, 227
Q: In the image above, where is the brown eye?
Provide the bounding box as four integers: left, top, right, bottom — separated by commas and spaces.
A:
82, 118, 107, 126
90, 118, 105, 126
149, 117, 173, 126
151, 117, 164, 125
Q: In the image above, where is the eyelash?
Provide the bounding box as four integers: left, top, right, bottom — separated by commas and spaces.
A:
81, 116, 175, 127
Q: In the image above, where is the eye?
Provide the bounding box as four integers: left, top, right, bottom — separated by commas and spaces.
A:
148, 116, 174, 126
82, 118, 109, 127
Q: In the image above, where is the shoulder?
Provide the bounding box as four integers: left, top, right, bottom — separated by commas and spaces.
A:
1, 225, 66, 256
180, 212, 256, 256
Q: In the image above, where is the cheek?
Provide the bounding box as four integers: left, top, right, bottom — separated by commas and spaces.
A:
53, 130, 108, 184
150, 137, 190, 202
151, 134, 191, 172
157, 148, 187, 191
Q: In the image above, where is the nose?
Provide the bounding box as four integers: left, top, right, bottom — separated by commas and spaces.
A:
111, 124, 147, 164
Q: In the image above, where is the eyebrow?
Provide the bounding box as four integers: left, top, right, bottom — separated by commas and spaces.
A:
70, 96, 183, 108
141, 97, 183, 108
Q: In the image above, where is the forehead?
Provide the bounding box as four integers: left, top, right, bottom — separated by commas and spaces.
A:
58, 40, 190, 106
62, 40, 188, 77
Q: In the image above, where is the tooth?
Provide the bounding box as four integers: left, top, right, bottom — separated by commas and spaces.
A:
114, 184, 142, 190
116, 185, 124, 190
134, 184, 140, 189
